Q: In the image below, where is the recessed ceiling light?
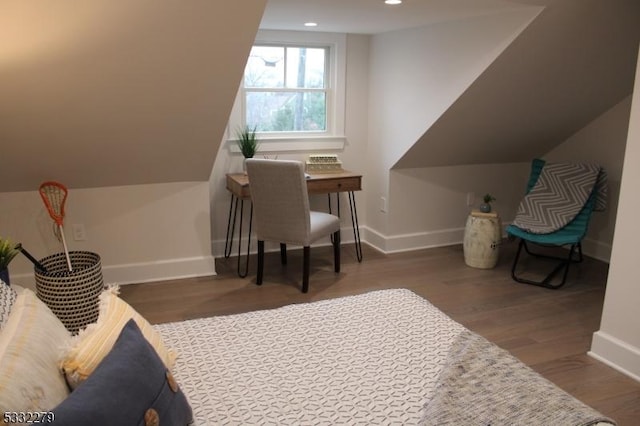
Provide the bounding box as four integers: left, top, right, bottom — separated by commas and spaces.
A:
385, 0, 402, 4
304, 22, 318, 27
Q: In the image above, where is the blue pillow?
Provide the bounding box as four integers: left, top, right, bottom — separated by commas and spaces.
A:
52, 319, 192, 425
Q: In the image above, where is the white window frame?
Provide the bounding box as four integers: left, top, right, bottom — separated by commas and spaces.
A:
228, 30, 346, 153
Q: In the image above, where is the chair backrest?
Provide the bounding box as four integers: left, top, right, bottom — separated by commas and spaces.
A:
525, 158, 597, 240
245, 159, 311, 245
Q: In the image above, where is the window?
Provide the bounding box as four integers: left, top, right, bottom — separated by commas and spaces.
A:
228, 31, 346, 152
245, 45, 328, 134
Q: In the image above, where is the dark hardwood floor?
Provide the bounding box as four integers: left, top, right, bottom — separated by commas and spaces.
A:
120, 240, 640, 425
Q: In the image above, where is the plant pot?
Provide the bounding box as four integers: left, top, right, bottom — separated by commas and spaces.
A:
0, 268, 9, 286
242, 156, 253, 174
479, 203, 492, 213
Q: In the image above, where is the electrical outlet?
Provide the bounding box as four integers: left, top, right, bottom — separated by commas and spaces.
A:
72, 224, 87, 241
380, 196, 388, 213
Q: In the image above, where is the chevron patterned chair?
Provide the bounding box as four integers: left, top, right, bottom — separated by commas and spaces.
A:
506, 159, 605, 289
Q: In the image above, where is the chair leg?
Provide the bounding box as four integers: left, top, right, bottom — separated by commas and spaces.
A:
333, 230, 341, 273
280, 243, 287, 265
511, 239, 582, 289
510, 239, 526, 283
302, 246, 310, 293
256, 240, 264, 285
558, 243, 579, 285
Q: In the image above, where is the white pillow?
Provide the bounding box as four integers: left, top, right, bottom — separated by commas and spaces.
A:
60, 286, 176, 389
0, 289, 72, 413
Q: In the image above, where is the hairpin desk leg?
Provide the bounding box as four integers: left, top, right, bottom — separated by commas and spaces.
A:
236, 201, 253, 278
348, 191, 363, 262
224, 194, 239, 258
328, 192, 362, 262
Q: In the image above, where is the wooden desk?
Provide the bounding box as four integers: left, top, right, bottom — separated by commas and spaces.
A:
224, 171, 363, 277
225, 171, 362, 198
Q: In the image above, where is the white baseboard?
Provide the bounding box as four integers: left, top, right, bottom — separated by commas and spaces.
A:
214, 225, 465, 258
581, 238, 612, 263
361, 226, 464, 254
215, 219, 612, 262
11, 255, 217, 290
589, 331, 640, 383
103, 256, 217, 285
211, 225, 359, 258
6, 227, 610, 290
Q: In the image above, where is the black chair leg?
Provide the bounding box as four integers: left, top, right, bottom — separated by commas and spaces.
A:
510, 239, 526, 283
280, 243, 287, 265
558, 243, 579, 285
511, 239, 582, 289
256, 240, 264, 285
302, 246, 310, 293
333, 230, 341, 273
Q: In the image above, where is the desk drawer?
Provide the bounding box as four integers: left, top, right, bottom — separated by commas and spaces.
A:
308, 176, 361, 194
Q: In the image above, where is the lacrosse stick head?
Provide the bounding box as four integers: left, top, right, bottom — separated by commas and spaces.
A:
39, 181, 68, 226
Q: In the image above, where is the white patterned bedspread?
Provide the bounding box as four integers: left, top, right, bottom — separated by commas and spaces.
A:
154, 289, 465, 426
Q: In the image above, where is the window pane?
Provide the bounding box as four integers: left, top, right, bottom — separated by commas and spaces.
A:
245, 46, 284, 88
285, 47, 326, 89
246, 91, 326, 132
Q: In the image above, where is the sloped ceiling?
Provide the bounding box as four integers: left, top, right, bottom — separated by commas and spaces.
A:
394, 0, 640, 169
0, 1, 266, 192
260, 0, 538, 34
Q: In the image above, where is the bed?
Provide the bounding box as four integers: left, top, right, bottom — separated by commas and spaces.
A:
154, 289, 614, 426
1, 285, 614, 425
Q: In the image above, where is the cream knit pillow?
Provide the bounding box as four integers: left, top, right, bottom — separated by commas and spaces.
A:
0, 289, 71, 413
0, 281, 17, 330
60, 286, 176, 389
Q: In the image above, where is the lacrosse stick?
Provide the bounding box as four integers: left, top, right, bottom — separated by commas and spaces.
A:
39, 181, 72, 272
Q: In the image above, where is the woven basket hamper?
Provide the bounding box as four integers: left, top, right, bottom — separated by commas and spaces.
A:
35, 251, 104, 334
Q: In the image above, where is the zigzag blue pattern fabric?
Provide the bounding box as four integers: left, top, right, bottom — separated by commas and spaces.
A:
594, 167, 608, 212
512, 162, 605, 234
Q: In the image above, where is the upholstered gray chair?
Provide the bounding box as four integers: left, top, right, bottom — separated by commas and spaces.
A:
245, 159, 341, 293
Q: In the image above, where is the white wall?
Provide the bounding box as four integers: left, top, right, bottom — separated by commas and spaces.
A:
545, 96, 633, 261
365, 163, 530, 253
1, 182, 215, 289
589, 46, 640, 383
365, 9, 539, 249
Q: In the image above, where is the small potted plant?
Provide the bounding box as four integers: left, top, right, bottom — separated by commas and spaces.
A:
0, 236, 18, 285
236, 125, 260, 158
479, 194, 496, 213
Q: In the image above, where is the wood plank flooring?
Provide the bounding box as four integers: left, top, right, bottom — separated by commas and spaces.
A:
120, 240, 640, 425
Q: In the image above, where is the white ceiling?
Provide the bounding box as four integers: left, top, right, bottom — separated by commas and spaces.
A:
260, 0, 551, 34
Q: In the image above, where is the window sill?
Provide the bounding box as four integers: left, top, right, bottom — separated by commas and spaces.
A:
227, 136, 346, 154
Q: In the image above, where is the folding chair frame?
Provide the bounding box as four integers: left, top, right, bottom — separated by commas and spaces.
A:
510, 239, 583, 289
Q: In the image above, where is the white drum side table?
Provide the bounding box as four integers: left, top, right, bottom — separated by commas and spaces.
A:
463, 210, 502, 269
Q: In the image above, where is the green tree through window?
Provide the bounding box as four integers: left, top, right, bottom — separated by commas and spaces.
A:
244, 45, 327, 134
